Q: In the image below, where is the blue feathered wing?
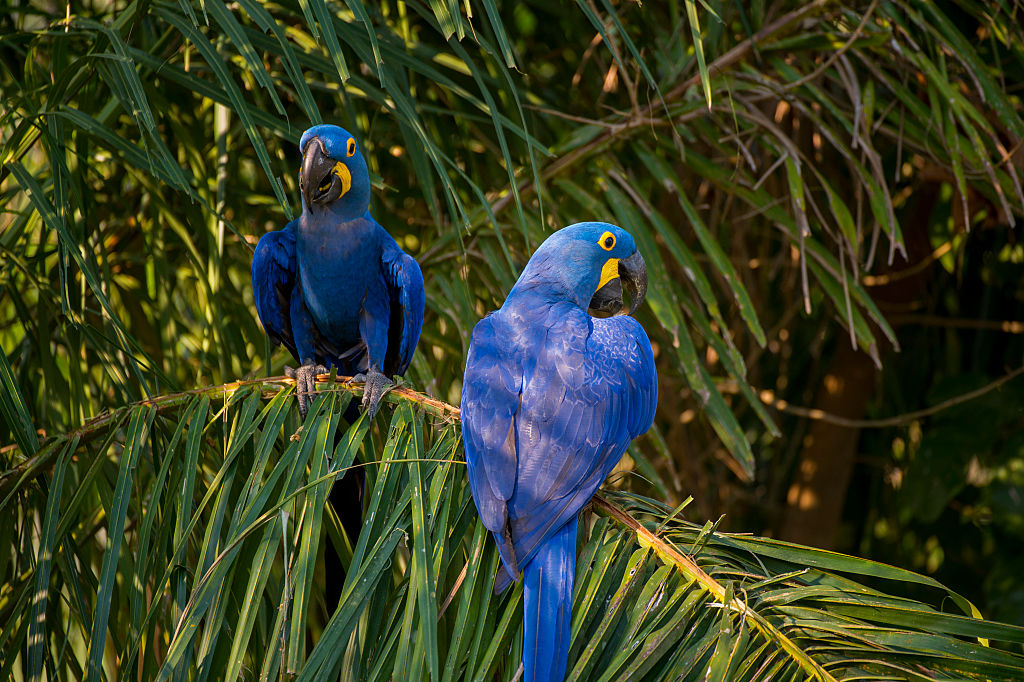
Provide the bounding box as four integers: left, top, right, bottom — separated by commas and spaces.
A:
380, 236, 425, 378
251, 222, 299, 358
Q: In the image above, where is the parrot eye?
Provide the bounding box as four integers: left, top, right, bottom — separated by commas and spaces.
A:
346, 139, 357, 157
599, 231, 616, 251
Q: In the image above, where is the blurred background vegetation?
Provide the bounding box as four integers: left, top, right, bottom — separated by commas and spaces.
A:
3, 0, 1024, 678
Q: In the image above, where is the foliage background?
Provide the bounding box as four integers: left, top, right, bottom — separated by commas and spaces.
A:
2, 0, 1024, 678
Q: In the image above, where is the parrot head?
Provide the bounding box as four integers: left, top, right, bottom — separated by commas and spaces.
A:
512, 222, 648, 315
298, 124, 371, 219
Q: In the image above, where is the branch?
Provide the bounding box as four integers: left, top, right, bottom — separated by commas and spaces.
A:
781, 0, 879, 91
490, 0, 833, 215
756, 365, 1024, 428
0, 375, 458, 498
592, 494, 836, 682
886, 315, 1024, 334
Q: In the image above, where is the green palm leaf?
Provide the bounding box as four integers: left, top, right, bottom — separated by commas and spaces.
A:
3, 0, 1024, 678
2, 381, 1023, 679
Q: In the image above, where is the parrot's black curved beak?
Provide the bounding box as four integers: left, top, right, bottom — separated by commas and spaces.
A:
619, 250, 647, 315
588, 250, 647, 317
300, 137, 345, 207
589, 278, 623, 317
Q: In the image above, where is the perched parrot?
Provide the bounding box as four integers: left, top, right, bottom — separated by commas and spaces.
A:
461, 222, 658, 682
251, 124, 425, 418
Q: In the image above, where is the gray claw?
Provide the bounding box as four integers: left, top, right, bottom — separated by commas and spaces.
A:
286, 362, 328, 419
353, 368, 392, 420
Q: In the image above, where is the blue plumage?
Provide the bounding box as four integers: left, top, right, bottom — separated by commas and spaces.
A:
523, 517, 576, 682
462, 222, 658, 681
251, 124, 425, 417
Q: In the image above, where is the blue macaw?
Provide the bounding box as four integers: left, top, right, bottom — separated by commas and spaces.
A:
461, 222, 658, 682
251, 124, 425, 418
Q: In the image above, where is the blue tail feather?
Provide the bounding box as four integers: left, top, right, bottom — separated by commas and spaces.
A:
522, 517, 577, 682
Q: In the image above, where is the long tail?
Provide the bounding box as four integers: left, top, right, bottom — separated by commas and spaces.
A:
522, 517, 577, 682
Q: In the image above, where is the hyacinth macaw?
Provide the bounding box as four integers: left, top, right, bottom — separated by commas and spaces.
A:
461, 222, 658, 682
251, 124, 424, 418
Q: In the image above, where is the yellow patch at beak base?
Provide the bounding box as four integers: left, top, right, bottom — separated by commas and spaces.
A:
332, 161, 352, 197
597, 257, 620, 290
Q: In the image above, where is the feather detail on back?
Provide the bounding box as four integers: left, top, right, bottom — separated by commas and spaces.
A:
462, 302, 656, 592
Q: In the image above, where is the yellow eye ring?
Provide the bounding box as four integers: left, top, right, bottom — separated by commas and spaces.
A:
346, 138, 357, 157
598, 231, 616, 251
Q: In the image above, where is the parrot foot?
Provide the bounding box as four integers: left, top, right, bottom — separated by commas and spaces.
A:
285, 362, 328, 419
351, 368, 393, 420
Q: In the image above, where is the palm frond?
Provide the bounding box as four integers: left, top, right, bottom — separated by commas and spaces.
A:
2, 382, 1023, 679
